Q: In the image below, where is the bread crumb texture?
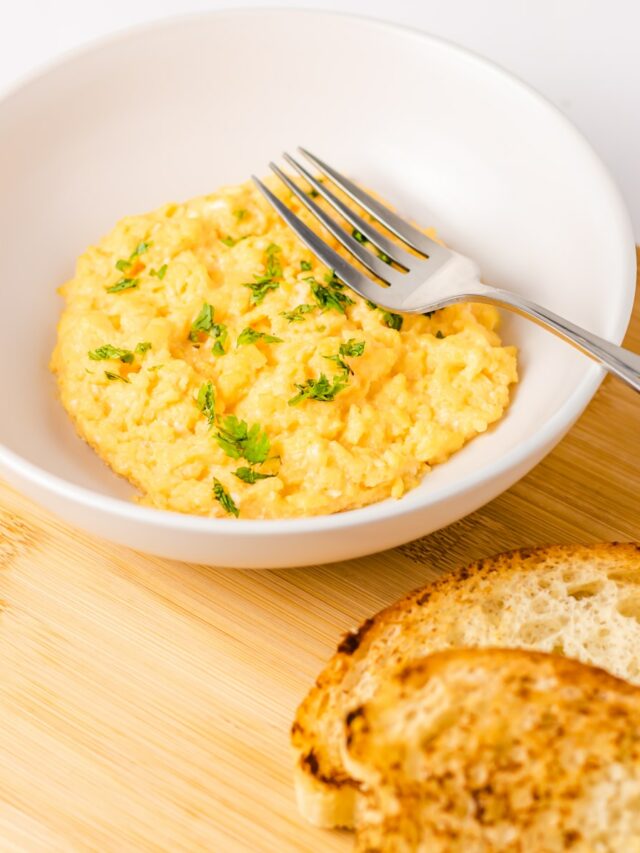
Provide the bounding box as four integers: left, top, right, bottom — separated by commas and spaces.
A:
292, 543, 640, 829
345, 649, 640, 853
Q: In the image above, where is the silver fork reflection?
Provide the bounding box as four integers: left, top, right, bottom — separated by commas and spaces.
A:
252, 148, 640, 394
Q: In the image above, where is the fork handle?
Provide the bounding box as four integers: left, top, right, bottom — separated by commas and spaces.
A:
477, 287, 640, 393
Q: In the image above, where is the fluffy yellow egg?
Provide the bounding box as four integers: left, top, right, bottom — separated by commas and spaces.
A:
51, 178, 517, 519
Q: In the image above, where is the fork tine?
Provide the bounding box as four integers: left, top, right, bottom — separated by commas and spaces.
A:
299, 148, 444, 258
268, 163, 404, 286
282, 152, 414, 271
251, 176, 387, 304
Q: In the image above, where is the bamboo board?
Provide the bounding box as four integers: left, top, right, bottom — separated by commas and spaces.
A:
1, 260, 639, 852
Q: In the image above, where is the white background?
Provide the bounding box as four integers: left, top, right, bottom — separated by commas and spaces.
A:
1, 0, 638, 237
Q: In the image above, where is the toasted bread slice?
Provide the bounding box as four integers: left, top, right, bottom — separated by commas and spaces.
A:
292, 543, 640, 828
343, 649, 640, 853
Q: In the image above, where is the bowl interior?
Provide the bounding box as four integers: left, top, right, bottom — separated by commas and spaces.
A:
0, 10, 634, 514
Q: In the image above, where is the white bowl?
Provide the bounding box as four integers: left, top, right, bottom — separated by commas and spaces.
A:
0, 10, 634, 568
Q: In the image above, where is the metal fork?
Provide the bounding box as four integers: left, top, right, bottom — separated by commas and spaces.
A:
252, 148, 640, 394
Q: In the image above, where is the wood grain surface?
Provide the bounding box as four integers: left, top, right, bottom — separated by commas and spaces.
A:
1, 262, 639, 852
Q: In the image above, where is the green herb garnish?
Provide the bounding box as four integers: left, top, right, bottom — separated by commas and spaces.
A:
133, 241, 152, 257
236, 327, 283, 347
324, 354, 352, 374
150, 264, 168, 279
233, 467, 276, 484
242, 244, 283, 304
281, 304, 315, 323
350, 229, 392, 264
234, 209, 247, 221
114, 241, 152, 272
310, 280, 354, 315
323, 270, 345, 289
211, 327, 228, 356
189, 302, 228, 354
382, 311, 403, 331
213, 478, 239, 517
243, 279, 280, 305
189, 303, 214, 340
88, 344, 134, 363
104, 370, 130, 383
339, 339, 365, 358
288, 372, 349, 405
221, 236, 237, 247
300, 260, 312, 271
364, 298, 404, 329
324, 339, 365, 375
106, 278, 139, 293
265, 243, 282, 277
215, 415, 270, 465
196, 381, 216, 426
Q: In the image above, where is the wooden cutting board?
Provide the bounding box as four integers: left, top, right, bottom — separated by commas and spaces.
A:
1, 259, 639, 852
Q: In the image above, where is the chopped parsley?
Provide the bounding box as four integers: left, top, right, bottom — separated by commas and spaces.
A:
150, 264, 168, 279
289, 373, 349, 405
222, 234, 252, 248
134, 241, 152, 256
323, 270, 345, 289
244, 279, 280, 304
114, 241, 152, 272
364, 299, 404, 329
324, 339, 365, 375
212, 478, 239, 517
135, 341, 152, 354
234, 208, 247, 221
211, 328, 228, 356
324, 354, 351, 374
233, 467, 276, 484
265, 243, 283, 277
236, 327, 283, 347
104, 370, 130, 383
281, 303, 315, 323
339, 339, 365, 358
215, 415, 270, 465
88, 344, 134, 363
307, 178, 323, 198
350, 229, 392, 264
188, 302, 228, 355
300, 260, 312, 271
310, 280, 354, 315
242, 243, 282, 305
106, 277, 139, 293
195, 381, 216, 426
189, 302, 214, 340
382, 311, 403, 330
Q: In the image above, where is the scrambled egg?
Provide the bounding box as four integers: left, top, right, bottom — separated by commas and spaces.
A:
51, 178, 518, 519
